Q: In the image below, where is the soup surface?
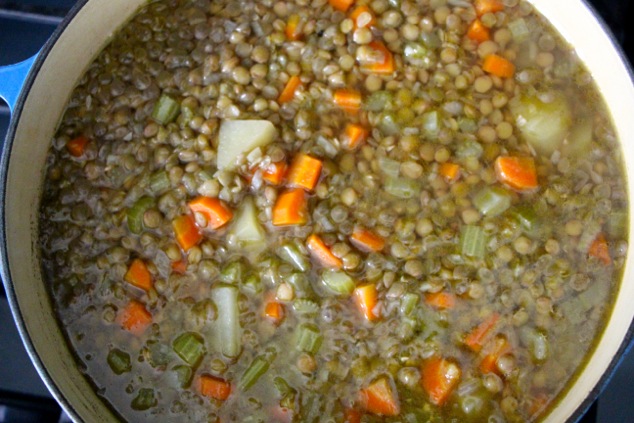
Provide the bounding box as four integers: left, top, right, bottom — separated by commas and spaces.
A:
39, 0, 628, 421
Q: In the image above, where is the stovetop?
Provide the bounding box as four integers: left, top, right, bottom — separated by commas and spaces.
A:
0, 1, 632, 422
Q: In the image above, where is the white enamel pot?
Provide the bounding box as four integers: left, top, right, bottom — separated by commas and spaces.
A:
1, 0, 634, 422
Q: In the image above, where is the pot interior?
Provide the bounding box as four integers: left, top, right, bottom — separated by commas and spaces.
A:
2, 0, 634, 422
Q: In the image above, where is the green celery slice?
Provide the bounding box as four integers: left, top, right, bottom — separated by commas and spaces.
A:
107, 348, 131, 375
127, 196, 155, 234
460, 225, 487, 259
296, 323, 323, 355
212, 284, 241, 358
473, 186, 512, 217
172, 332, 205, 367
131, 388, 157, 411
152, 94, 180, 125
239, 355, 271, 392
321, 270, 355, 295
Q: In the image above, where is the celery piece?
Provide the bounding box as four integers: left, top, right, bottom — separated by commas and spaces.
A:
296, 323, 323, 355
131, 388, 157, 411
173, 332, 205, 367
473, 186, 512, 217
508, 18, 530, 42
378, 156, 401, 178
107, 348, 131, 375
239, 355, 271, 392
422, 110, 440, 138
219, 260, 246, 284
212, 284, 241, 358
149, 170, 170, 195
172, 364, 193, 388
460, 225, 486, 259
321, 270, 355, 295
127, 196, 155, 234
379, 113, 400, 136
385, 177, 421, 199
510, 205, 540, 234
277, 242, 310, 272
400, 293, 419, 316
152, 94, 180, 125
293, 299, 320, 315
243, 274, 262, 294
364, 90, 392, 112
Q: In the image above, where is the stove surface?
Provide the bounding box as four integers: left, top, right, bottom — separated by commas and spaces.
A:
0, 1, 633, 422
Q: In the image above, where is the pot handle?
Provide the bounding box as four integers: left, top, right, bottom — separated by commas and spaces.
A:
0, 55, 38, 114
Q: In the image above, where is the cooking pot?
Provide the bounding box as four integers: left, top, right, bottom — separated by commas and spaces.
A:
1, 0, 634, 421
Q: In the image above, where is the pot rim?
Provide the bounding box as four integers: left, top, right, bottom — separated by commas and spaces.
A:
1, 1, 633, 422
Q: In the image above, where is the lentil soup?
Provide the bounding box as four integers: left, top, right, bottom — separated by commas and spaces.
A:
39, 0, 628, 421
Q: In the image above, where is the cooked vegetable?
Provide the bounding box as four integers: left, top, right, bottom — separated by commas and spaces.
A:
349, 5, 375, 28
152, 94, 180, 124
360, 41, 395, 74
228, 197, 266, 244
467, 19, 490, 42
464, 313, 500, 352
360, 377, 400, 416
285, 15, 302, 41
473, 186, 512, 217
131, 388, 157, 411
296, 323, 323, 354
107, 348, 131, 375
495, 156, 538, 191
198, 375, 232, 401
350, 227, 385, 253
510, 93, 572, 155
341, 123, 368, 150
307, 234, 343, 269
212, 284, 241, 358
333, 89, 362, 113
425, 292, 456, 309
278, 75, 302, 103
124, 258, 153, 292
239, 355, 272, 391
287, 153, 323, 191
421, 357, 461, 406
354, 284, 379, 321
188, 196, 233, 230
482, 54, 515, 78
474, 0, 504, 17
460, 225, 487, 259
329, 0, 354, 12
480, 336, 511, 375
321, 269, 355, 295
217, 120, 277, 170
589, 232, 612, 265
172, 214, 202, 251
66, 135, 89, 157
272, 188, 308, 226
264, 301, 285, 324
439, 162, 460, 182
118, 300, 152, 336
261, 161, 288, 185
173, 332, 206, 366
277, 242, 310, 272
127, 197, 155, 234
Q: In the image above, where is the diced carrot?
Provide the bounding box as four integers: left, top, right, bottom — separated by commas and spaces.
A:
359, 377, 400, 416
494, 156, 538, 191
264, 301, 285, 324
66, 135, 89, 157
307, 234, 343, 269
425, 292, 456, 309
420, 357, 461, 407
285, 14, 302, 41
360, 41, 395, 75
482, 54, 515, 78
262, 161, 288, 185
479, 335, 511, 375
349, 5, 375, 28
172, 214, 203, 251
118, 300, 152, 336
272, 188, 308, 226
333, 89, 362, 114
589, 232, 612, 265
439, 162, 460, 182
467, 18, 490, 43
198, 375, 232, 401
343, 408, 363, 423
188, 196, 233, 230
171, 258, 188, 274
341, 123, 368, 150
474, 0, 504, 16
287, 153, 323, 191
278, 75, 302, 104
350, 227, 385, 253
354, 284, 379, 321
464, 313, 500, 353
124, 258, 153, 292
329, 0, 354, 12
